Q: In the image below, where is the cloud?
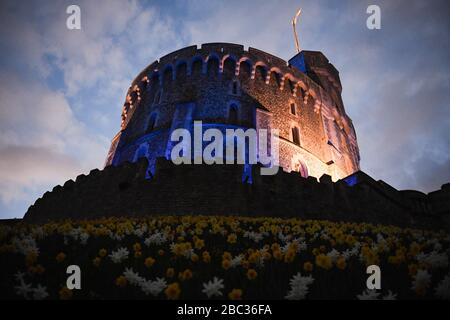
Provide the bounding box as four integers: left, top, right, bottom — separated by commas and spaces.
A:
0, 74, 108, 215
0, 145, 79, 203
0, 0, 182, 218
0, 0, 449, 218
181, 0, 450, 192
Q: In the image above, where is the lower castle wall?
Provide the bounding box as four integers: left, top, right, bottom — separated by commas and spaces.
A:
23, 158, 450, 230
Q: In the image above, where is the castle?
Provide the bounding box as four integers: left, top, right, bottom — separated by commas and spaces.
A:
105, 43, 360, 181
23, 44, 450, 228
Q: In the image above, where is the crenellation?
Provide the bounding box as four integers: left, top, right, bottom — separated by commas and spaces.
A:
24, 157, 447, 227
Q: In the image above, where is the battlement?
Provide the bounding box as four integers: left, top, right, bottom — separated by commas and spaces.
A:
24, 158, 450, 230
129, 43, 322, 97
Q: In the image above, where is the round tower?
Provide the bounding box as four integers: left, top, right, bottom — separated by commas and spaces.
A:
105, 43, 360, 181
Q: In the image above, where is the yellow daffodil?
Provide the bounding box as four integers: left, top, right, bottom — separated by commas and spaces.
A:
93, 257, 101, 267
222, 259, 231, 270
227, 233, 237, 244
273, 250, 283, 261
228, 289, 243, 300
194, 238, 205, 250
144, 257, 155, 268
59, 287, 73, 300
165, 282, 181, 300
284, 250, 296, 263
56, 252, 66, 263
182, 269, 193, 280
336, 256, 347, 270
222, 251, 232, 261
315, 254, 332, 270
98, 249, 107, 258
191, 253, 199, 263
133, 243, 142, 252
202, 251, 211, 263
115, 276, 128, 287
166, 268, 175, 278
303, 261, 313, 272
247, 269, 258, 280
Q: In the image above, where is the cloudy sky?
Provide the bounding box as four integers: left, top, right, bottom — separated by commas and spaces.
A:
0, 0, 449, 219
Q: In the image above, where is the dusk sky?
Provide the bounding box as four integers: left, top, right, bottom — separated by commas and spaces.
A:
0, 0, 449, 219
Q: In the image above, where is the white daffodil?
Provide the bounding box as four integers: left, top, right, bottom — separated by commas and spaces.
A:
184, 248, 195, 259
434, 274, 450, 300
134, 228, 146, 238
230, 255, 244, 268
109, 247, 129, 263
144, 232, 167, 246
416, 251, 448, 269
412, 269, 431, 292
14, 271, 26, 283
244, 231, 264, 243
32, 284, 49, 300
278, 232, 291, 244
14, 281, 33, 299
202, 277, 225, 298
141, 278, 167, 296
123, 268, 144, 286
281, 241, 300, 254
320, 233, 330, 241
382, 290, 397, 300
327, 249, 341, 263
342, 249, 356, 260
297, 239, 307, 251
32, 227, 45, 240
285, 272, 314, 300
12, 235, 39, 256
79, 232, 89, 245
68, 227, 83, 241
357, 289, 380, 300
112, 233, 125, 241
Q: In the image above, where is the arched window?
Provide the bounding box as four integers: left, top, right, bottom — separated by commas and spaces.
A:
255, 65, 267, 82
146, 113, 157, 133
191, 58, 203, 76
124, 102, 131, 113
207, 56, 219, 77
153, 90, 161, 104
293, 159, 308, 178
134, 144, 148, 162
239, 60, 252, 79
299, 87, 306, 100
228, 104, 238, 124
231, 80, 240, 95
287, 79, 295, 94
141, 78, 149, 91
292, 126, 300, 145
290, 102, 297, 115
223, 57, 236, 79
176, 62, 187, 80
149, 73, 160, 99
130, 90, 139, 104
163, 66, 173, 88
270, 71, 281, 88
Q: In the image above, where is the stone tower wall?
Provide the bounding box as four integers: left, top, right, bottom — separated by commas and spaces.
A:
105, 43, 360, 181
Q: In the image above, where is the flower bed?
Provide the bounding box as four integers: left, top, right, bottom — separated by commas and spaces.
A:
0, 216, 449, 300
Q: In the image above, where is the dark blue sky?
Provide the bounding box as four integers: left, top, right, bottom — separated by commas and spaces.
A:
0, 0, 449, 218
